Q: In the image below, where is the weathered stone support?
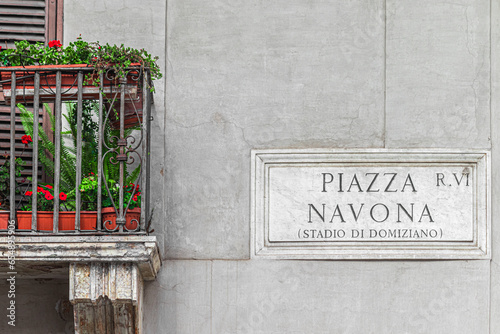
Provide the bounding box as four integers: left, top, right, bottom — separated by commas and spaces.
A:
69, 262, 144, 334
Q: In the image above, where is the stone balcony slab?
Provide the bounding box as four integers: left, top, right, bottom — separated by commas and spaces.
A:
0, 235, 161, 280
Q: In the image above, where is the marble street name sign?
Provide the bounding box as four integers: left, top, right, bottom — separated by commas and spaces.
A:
251, 150, 490, 259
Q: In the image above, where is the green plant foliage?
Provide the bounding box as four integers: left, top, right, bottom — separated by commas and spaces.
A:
92, 43, 162, 86
19, 101, 141, 211
18, 103, 76, 194
0, 37, 162, 90
0, 157, 25, 209
63, 101, 99, 177
102, 181, 141, 211
78, 173, 98, 211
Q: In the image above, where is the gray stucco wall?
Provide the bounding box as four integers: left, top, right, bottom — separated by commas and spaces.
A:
7, 0, 499, 333
0, 279, 72, 333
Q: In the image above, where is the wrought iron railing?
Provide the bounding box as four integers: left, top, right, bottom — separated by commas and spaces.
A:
0, 65, 151, 234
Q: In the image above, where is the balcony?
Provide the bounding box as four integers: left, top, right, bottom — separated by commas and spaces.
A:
0, 65, 154, 233
0, 65, 161, 333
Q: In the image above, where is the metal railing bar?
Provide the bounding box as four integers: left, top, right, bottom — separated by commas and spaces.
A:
75, 72, 83, 231
146, 73, 152, 234
52, 71, 62, 233
140, 73, 150, 233
97, 73, 103, 231
31, 72, 40, 231
9, 72, 16, 223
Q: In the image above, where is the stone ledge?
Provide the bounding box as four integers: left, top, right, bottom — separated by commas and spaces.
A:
0, 236, 161, 280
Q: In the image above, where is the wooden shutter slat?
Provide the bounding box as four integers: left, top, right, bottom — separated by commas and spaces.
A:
0, 10, 45, 17
0, 33, 44, 41
0, 116, 42, 123
0, 16, 45, 24
0, 123, 30, 131
0, 153, 35, 159
0, 25, 45, 34
0, 133, 35, 140
0, 2, 46, 8
0, 142, 36, 148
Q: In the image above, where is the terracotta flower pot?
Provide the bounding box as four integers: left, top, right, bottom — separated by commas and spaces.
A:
0, 211, 9, 229
59, 211, 98, 231
102, 207, 140, 231
17, 211, 54, 231
0, 64, 138, 103
15, 211, 97, 231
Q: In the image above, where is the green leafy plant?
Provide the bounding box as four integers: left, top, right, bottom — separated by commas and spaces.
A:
0, 39, 93, 66
103, 181, 141, 210
0, 133, 33, 210
77, 173, 99, 211
0, 36, 162, 90
0, 156, 26, 210
62, 101, 99, 178
92, 42, 161, 87
19, 103, 77, 195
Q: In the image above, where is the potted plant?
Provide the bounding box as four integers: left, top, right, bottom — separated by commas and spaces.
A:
62, 173, 99, 231
0, 37, 162, 108
102, 181, 141, 231
0, 134, 31, 229
18, 184, 69, 231
17, 102, 98, 231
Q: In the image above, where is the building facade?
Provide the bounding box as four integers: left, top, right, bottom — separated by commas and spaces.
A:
1, 0, 500, 333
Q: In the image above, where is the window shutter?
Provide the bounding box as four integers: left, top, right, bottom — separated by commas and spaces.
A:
0, 0, 63, 192
0, 0, 63, 48
0, 0, 46, 48
0, 105, 45, 182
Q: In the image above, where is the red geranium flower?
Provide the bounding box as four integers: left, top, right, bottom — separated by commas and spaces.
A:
48, 40, 62, 48
45, 192, 54, 201
45, 184, 53, 189
21, 135, 32, 145
25, 190, 33, 196
132, 195, 138, 201
59, 192, 67, 201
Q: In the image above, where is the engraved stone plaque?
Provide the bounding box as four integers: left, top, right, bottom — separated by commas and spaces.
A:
251, 149, 490, 259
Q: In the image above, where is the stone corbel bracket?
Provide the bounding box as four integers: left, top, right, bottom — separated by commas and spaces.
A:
0, 235, 161, 280
69, 262, 145, 333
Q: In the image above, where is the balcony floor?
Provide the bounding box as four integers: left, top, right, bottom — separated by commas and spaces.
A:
0, 235, 161, 280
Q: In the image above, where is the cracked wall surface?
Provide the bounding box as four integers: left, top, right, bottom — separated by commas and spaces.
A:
386, 0, 491, 148
165, 0, 386, 259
